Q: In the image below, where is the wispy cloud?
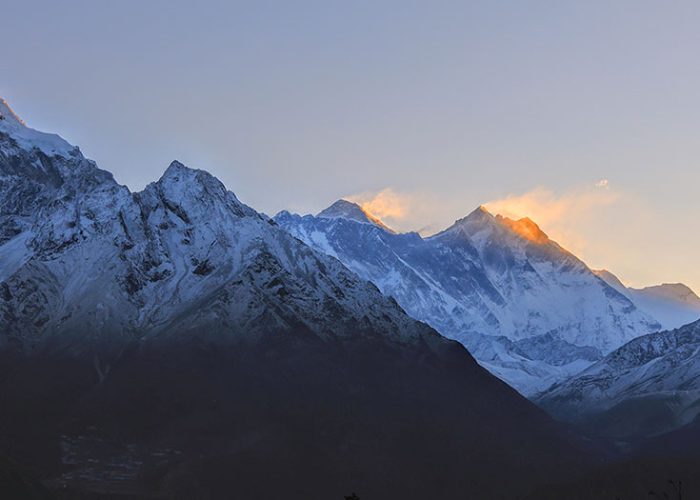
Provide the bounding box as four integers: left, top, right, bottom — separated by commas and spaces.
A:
346, 188, 408, 221
345, 187, 465, 234
344, 182, 698, 293
346, 181, 621, 244
483, 182, 620, 256
484, 182, 619, 228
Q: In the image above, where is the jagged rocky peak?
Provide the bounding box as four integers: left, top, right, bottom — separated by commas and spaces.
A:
157, 160, 229, 196
317, 199, 373, 222
456, 205, 494, 225
432, 205, 495, 239
317, 199, 394, 232
469, 204, 492, 218
0, 97, 78, 158
161, 159, 213, 181
141, 160, 255, 223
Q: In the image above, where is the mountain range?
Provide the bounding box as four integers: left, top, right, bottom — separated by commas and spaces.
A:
276, 201, 700, 394
4, 95, 700, 498
0, 98, 594, 498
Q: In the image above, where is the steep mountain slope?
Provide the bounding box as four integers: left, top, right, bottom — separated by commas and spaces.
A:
0, 99, 592, 499
537, 320, 700, 440
594, 270, 700, 330
276, 202, 660, 394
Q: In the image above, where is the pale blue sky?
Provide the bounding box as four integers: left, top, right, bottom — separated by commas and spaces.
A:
2, 1, 699, 290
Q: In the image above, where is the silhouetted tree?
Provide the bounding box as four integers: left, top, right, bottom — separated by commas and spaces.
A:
344, 493, 360, 500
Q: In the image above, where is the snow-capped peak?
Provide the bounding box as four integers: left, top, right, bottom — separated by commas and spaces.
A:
158, 160, 235, 200
431, 205, 495, 239
460, 205, 494, 223
317, 199, 373, 222
160, 160, 218, 184
148, 160, 253, 221
0, 97, 77, 158
473, 204, 492, 216
0, 98, 25, 127
317, 199, 394, 232
438, 206, 555, 248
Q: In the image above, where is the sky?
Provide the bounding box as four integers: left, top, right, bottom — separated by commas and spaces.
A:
2, 0, 699, 291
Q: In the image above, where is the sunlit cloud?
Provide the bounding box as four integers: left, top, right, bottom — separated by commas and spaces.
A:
342, 182, 698, 293
345, 187, 465, 234
483, 183, 620, 256
346, 182, 621, 248
484, 184, 619, 227
348, 182, 621, 250
346, 188, 408, 221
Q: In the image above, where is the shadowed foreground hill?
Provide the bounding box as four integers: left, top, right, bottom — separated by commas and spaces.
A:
525, 457, 700, 499
0, 333, 591, 499
0, 453, 52, 500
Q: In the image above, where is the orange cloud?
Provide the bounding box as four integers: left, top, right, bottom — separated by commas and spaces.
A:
347, 188, 408, 221
484, 183, 620, 255
346, 181, 622, 253
341, 183, 700, 294
345, 188, 467, 234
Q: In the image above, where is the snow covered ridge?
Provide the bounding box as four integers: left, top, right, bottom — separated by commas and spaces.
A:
0, 100, 441, 353
0, 99, 78, 158
536, 319, 700, 440
275, 200, 672, 395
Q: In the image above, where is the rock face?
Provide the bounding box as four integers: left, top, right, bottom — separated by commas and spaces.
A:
537, 320, 700, 441
0, 99, 591, 499
275, 202, 661, 394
